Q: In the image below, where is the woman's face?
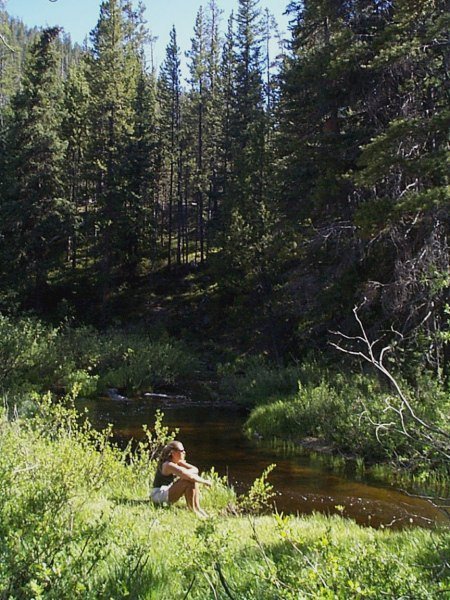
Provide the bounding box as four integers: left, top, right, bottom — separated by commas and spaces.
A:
171, 445, 186, 462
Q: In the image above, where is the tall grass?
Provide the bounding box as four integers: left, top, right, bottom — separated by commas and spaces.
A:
220, 355, 450, 472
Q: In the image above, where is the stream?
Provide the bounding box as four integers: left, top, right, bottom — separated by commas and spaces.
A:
76, 396, 448, 530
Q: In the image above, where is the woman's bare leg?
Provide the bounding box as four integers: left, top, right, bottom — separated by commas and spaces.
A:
193, 486, 208, 516
168, 479, 194, 505
184, 486, 196, 512
168, 480, 205, 516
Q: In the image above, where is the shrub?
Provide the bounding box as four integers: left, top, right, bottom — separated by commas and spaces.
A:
96, 333, 200, 393
218, 355, 305, 406
237, 464, 277, 514
0, 315, 202, 397
0, 315, 60, 392
0, 395, 116, 598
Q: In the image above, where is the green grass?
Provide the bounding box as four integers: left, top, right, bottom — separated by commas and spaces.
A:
0, 395, 448, 599
219, 355, 450, 475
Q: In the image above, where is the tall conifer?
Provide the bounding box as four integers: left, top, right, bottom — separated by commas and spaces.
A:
86, 0, 143, 307
0, 27, 72, 310
157, 26, 182, 268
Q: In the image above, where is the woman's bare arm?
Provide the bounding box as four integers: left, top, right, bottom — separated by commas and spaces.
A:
178, 459, 198, 473
163, 461, 211, 486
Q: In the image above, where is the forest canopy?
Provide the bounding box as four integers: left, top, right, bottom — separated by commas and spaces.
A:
0, 0, 448, 378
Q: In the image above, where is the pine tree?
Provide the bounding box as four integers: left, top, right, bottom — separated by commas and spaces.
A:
62, 61, 91, 271
271, 0, 393, 351
0, 27, 73, 310
186, 6, 208, 264
86, 0, 143, 307
120, 0, 159, 278
204, 0, 223, 241
277, 0, 385, 223
0, 8, 15, 124
277, 0, 449, 366
218, 0, 274, 292
157, 26, 182, 268
217, 12, 236, 198
125, 68, 160, 275
186, 3, 223, 264
351, 0, 450, 374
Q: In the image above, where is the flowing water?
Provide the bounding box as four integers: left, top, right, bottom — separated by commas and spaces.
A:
77, 396, 448, 530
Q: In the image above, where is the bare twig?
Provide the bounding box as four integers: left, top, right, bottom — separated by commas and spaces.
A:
215, 562, 237, 600
12, 464, 39, 476
249, 517, 287, 592
181, 576, 196, 600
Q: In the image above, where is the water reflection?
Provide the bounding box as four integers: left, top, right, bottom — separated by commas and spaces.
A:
76, 397, 447, 529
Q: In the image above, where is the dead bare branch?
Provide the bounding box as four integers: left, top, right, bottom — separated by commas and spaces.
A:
12, 464, 39, 476
330, 305, 450, 461
0, 33, 15, 52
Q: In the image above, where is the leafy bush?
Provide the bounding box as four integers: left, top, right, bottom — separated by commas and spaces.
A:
96, 331, 200, 393
0, 315, 60, 392
218, 355, 307, 406
237, 464, 276, 514
242, 362, 450, 466
0, 395, 119, 598
0, 315, 201, 397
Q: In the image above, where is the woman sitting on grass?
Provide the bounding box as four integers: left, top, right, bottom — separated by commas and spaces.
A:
151, 440, 211, 517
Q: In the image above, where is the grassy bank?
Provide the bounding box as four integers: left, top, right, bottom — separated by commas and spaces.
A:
2, 313, 449, 482
219, 356, 450, 481
0, 394, 449, 599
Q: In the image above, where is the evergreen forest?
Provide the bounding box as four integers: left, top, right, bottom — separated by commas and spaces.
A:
0, 0, 449, 598
0, 0, 448, 368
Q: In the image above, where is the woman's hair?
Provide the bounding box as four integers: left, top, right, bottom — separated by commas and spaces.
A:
157, 440, 183, 467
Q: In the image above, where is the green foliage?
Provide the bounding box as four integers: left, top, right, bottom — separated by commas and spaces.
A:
237, 463, 276, 515
245, 385, 402, 462
0, 314, 200, 396
0, 397, 192, 597
260, 513, 450, 600
0, 315, 62, 393
0, 394, 118, 598
0, 27, 75, 308
237, 358, 450, 467
177, 513, 450, 598
217, 355, 303, 406
201, 468, 236, 511
96, 330, 199, 393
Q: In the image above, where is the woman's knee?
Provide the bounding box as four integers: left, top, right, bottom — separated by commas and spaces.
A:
177, 479, 195, 492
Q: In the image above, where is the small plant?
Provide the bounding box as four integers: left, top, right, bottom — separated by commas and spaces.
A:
238, 464, 276, 514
